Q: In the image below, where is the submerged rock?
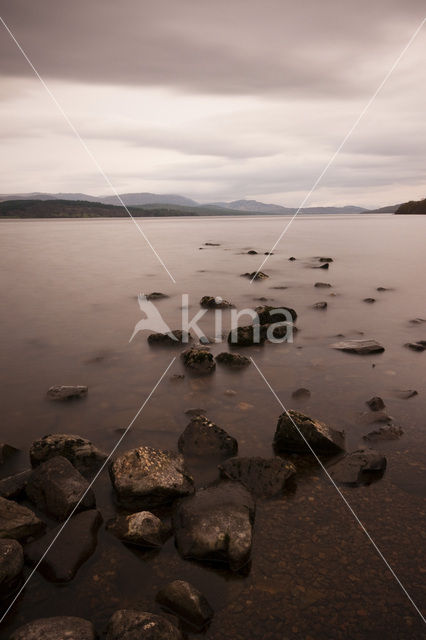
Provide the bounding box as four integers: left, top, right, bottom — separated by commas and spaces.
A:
405, 341, 425, 352
9, 616, 97, 640
314, 282, 332, 288
331, 339, 385, 354
363, 297, 376, 303
30, 433, 107, 478
0, 470, 32, 500
107, 511, 169, 548
409, 318, 426, 325
292, 388, 311, 400
146, 292, 169, 300
241, 271, 269, 280
24, 510, 102, 583
110, 446, 194, 510
181, 347, 215, 374
107, 610, 182, 640
205, 242, 220, 246
46, 385, 88, 400
178, 415, 238, 460
394, 389, 418, 399
200, 295, 233, 309
219, 456, 296, 497
148, 330, 191, 345
0, 497, 45, 541
274, 410, 345, 455
312, 263, 329, 270
366, 396, 385, 411
328, 449, 386, 486
363, 425, 403, 442
174, 482, 255, 572
317, 257, 333, 262
215, 352, 250, 367
0, 538, 24, 598
255, 304, 297, 324
312, 301, 327, 310
156, 580, 213, 631
227, 324, 267, 346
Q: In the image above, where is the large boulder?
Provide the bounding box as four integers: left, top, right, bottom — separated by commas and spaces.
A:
24, 510, 102, 583
328, 449, 386, 486
0, 497, 45, 541
331, 339, 385, 354
110, 446, 194, 510
106, 610, 182, 640
219, 456, 296, 497
29, 433, 107, 478
274, 410, 345, 455
25, 456, 95, 521
0, 538, 24, 598
255, 304, 297, 324
174, 482, 255, 572
181, 347, 215, 374
47, 385, 88, 400
156, 580, 213, 631
0, 470, 32, 500
107, 511, 170, 548
9, 617, 97, 640
178, 416, 238, 460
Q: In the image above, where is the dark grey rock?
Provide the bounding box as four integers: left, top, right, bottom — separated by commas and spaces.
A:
174, 482, 255, 571
227, 324, 267, 346
292, 388, 311, 400
205, 242, 220, 246
255, 304, 297, 324
363, 297, 376, 303
110, 446, 194, 510
366, 396, 385, 411
331, 339, 385, 354
200, 296, 233, 309
328, 449, 386, 486
146, 292, 169, 300
405, 342, 425, 352
313, 301, 327, 310
314, 282, 332, 288
148, 330, 191, 345
106, 610, 182, 640
241, 271, 269, 280
0, 497, 45, 541
26, 456, 95, 521
274, 410, 345, 455
181, 346, 215, 374
30, 433, 107, 477
156, 580, 213, 631
170, 374, 185, 382
0, 538, 23, 597
107, 511, 169, 548
178, 416, 238, 460
215, 352, 251, 367
288, 256, 296, 261
247, 250, 258, 254
0, 470, 32, 500
363, 425, 403, 442
317, 257, 333, 263
9, 616, 97, 640
47, 385, 88, 400
0, 444, 18, 465
219, 456, 296, 497
409, 318, 426, 325
394, 389, 418, 399
24, 510, 102, 583
313, 263, 329, 269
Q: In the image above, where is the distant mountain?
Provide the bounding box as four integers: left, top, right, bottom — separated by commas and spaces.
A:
208, 199, 366, 214
99, 192, 199, 207
365, 204, 400, 213
395, 198, 426, 214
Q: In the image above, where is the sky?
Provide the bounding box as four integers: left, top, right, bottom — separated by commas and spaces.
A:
0, 0, 425, 208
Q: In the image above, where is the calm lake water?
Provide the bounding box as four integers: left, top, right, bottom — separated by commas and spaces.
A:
0, 214, 425, 638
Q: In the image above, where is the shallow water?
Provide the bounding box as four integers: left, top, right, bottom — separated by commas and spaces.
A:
0, 214, 425, 638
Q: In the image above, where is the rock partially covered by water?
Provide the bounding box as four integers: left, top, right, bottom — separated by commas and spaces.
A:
255, 304, 297, 324
292, 388, 311, 400
148, 330, 191, 345
181, 346, 215, 374
274, 410, 345, 455
200, 295, 233, 309
107, 610, 182, 640
146, 292, 169, 300
363, 425, 403, 442
366, 396, 385, 411
156, 580, 214, 631
331, 339, 385, 354
227, 324, 267, 346
0, 538, 23, 598
178, 415, 238, 460
0, 497, 45, 541
219, 456, 296, 497
24, 510, 102, 583
9, 617, 97, 640
312, 301, 327, 310
25, 456, 95, 521
241, 271, 269, 280
328, 449, 386, 486
215, 352, 250, 367
314, 282, 332, 288
110, 446, 194, 510
47, 385, 88, 401
174, 482, 255, 572
405, 341, 426, 352
0, 470, 32, 500
107, 511, 170, 548
30, 433, 107, 478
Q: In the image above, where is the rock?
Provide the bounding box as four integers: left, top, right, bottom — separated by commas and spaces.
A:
288, 256, 296, 261
292, 388, 311, 400
246, 250, 257, 255
241, 271, 269, 280
0, 497, 44, 541
178, 415, 238, 460
110, 446, 194, 510
0, 470, 32, 500
313, 263, 329, 269
205, 242, 220, 246
0, 538, 23, 598
215, 352, 250, 367
46, 385, 88, 400
106, 610, 182, 640
366, 396, 385, 411
313, 301, 327, 310
274, 410, 345, 455
9, 617, 97, 640
0, 444, 18, 465
30, 433, 107, 478
184, 408, 206, 417
219, 456, 296, 497
255, 304, 297, 324
148, 330, 191, 345
362, 410, 392, 424
409, 318, 426, 325
264, 251, 273, 255
200, 295, 233, 309
331, 339, 385, 354
314, 282, 332, 288
363, 425, 403, 442
181, 346, 215, 374
107, 511, 169, 548
405, 341, 425, 352
26, 456, 95, 521
363, 297, 376, 303
227, 324, 267, 346
146, 292, 169, 300
24, 510, 102, 582
156, 580, 213, 631
174, 482, 255, 571
394, 389, 418, 399
328, 449, 386, 486
170, 374, 185, 382
317, 257, 333, 262
377, 286, 391, 291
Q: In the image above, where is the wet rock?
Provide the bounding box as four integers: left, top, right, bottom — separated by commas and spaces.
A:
314, 282, 332, 288
26, 456, 95, 521
174, 482, 255, 571
274, 410, 345, 455
227, 324, 267, 346
47, 385, 88, 400
255, 304, 297, 324
9, 616, 97, 640
331, 339, 385, 354
30, 433, 107, 478
363, 425, 403, 443
178, 415, 238, 460
24, 510, 102, 583
366, 396, 385, 411
292, 387, 311, 400
241, 271, 269, 280
313, 263, 329, 270
394, 389, 418, 399
110, 446, 194, 510
215, 352, 250, 367
264, 251, 273, 255
146, 292, 169, 300
405, 341, 425, 352
181, 346, 215, 374
363, 297, 376, 303
107, 511, 169, 549
247, 250, 258, 254
219, 456, 296, 497
200, 295, 233, 309
288, 256, 296, 261
0, 497, 44, 541
107, 610, 182, 640
0, 538, 23, 598
156, 580, 213, 631
317, 257, 333, 263
313, 301, 327, 310
0, 470, 32, 500
205, 242, 220, 246
148, 330, 191, 345
328, 449, 386, 486
0, 444, 18, 465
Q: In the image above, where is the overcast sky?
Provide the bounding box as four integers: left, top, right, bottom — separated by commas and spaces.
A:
0, 0, 425, 207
